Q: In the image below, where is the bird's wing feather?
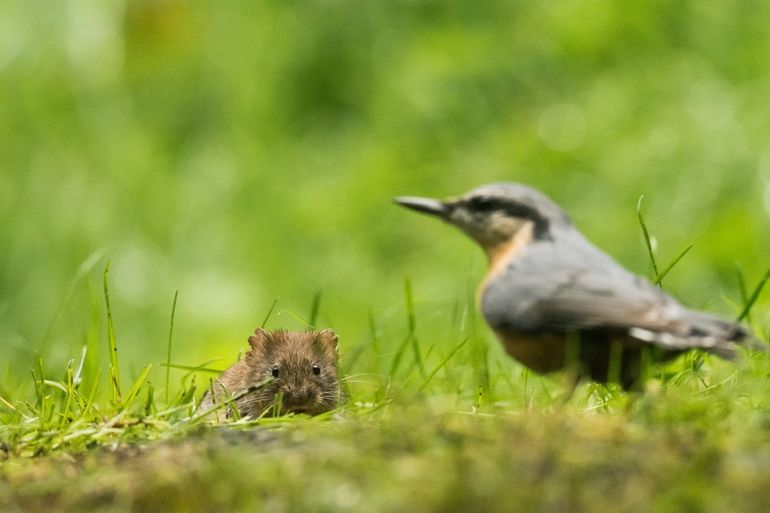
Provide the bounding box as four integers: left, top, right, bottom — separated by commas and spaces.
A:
481, 235, 684, 334
527, 269, 680, 331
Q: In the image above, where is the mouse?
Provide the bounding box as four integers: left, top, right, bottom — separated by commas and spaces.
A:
199, 328, 342, 420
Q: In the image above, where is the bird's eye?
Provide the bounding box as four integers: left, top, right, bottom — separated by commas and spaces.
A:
312, 365, 321, 376
271, 366, 280, 378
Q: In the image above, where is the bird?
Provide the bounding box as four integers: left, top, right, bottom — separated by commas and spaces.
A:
394, 182, 758, 388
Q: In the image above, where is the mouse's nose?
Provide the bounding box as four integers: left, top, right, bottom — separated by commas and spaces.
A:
282, 387, 315, 410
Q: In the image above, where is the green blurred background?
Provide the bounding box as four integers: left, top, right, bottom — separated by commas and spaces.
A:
2, 0, 769, 395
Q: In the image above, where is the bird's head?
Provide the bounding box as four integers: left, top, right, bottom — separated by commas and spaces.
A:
394, 182, 572, 257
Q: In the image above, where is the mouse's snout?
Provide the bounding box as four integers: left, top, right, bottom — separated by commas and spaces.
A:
280, 384, 317, 412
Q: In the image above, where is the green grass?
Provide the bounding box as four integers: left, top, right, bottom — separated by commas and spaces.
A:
1, 239, 769, 512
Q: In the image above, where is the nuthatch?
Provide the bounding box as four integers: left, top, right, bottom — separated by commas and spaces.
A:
395, 182, 757, 388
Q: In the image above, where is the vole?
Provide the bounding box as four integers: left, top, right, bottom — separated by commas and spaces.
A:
199, 328, 342, 420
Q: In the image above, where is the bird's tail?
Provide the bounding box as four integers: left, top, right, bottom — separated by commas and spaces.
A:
630, 311, 765, 359
684, 311, 762, 358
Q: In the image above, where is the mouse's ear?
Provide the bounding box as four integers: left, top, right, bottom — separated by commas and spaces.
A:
316, 329, 339, 355
248, 328, 270, 350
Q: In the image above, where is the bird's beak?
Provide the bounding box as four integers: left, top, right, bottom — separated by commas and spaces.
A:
393, 196, 451, 219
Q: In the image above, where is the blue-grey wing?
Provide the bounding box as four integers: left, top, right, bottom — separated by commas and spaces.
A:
481, 247, 678, 333
480, 233, 750, 355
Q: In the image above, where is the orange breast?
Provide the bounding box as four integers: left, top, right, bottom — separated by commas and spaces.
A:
477, 221, 568, 373
492, 329, 567, 373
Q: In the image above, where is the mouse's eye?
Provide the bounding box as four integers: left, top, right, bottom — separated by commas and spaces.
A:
271, 366, 280, 378
312, 365, 321, 376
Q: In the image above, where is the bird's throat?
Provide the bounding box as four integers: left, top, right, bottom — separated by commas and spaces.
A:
476, 220, 535, 307
484, 220, 535, 271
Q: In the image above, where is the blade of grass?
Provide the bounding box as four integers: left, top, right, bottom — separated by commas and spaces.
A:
388, 336, 411, 377
419, 338, 469, 392
736, 265, 750, 323
260, 298, 279, 328
161, 361, 223, 374
522, 368, 530, 410
83, 279, 103, 400
73, 346, 87, 389
177, 374, 198, 409
121, 365, 152, 411
42, 380, 68, 394
655, 243, 694, 286
0, 395, 20, 414
83, 368, 102, 419
368, 309, 382, 374
308, 290, 322, 328
737, 265, 770, 322
637, 195, 660, 284
103, 261, 122, 405
33, 358, 46, 416
465, 284, 490, 394
60, 359, 75, 425
735, 262, 751, 322
274, 309, 315, 328
165, 290, 179, 404
144, 382, 155, 416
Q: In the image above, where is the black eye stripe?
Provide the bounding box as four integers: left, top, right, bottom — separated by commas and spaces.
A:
466, 196, 547, 225
468, 196, 499, 210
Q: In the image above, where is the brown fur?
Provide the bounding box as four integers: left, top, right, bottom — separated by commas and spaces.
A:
199, 329, 342, 420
